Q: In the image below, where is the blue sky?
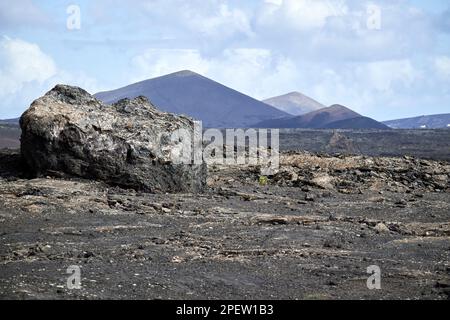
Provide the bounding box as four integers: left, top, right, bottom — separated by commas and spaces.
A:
0, 0, 449, 120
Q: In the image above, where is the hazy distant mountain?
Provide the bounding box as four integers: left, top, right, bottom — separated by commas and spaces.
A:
263, 92, 325, 116
324, 116, 390, 129
0, 121, 20, 149
383, 114, 450, 129
0, 118, 19, 125
253, 104, 389, 129
95, 70, 289, 128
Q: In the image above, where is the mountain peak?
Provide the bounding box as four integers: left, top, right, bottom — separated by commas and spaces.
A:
169, 70, 200, 77
327, 104, 361, 116
253, 103, 386, 129
329, 104, 350, 110
263, 91, 325, 116
284, 91, 304, 97
95, 71, 288, 128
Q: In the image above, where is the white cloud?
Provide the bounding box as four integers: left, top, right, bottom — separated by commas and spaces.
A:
434, 56, 450, 78
305, 59, 421, 116
130, 49, 209, 82
0, 37, 99, 118
130, 47, 298, 100
356, 59, 417, 92
189, 3, 253, 38
253, 0, 436, 63
2, 1, 448, 120
0, 0, 49, 28
0, 36, 57, 96
140, 0, 253, 42
264, 0, 283, 5
210, 48, 298, 99
130, 45, 433, 119
257, 0, 348, 31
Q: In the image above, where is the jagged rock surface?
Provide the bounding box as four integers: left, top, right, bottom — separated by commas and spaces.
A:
273, 152, 449, 193
20, 85, 206, 193
1, 148, 449, 299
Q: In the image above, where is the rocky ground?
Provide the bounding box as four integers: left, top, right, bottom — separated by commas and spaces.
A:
0, 149, 449, 300
279, 129, 450, 161
0, 124, 20, 149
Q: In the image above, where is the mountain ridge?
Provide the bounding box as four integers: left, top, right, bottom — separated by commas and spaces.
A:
263, 91, 325, 116
253, 104, 389, 129
0, 118, 19, 125
383, 113, 450, 129
95, 70, 289, 128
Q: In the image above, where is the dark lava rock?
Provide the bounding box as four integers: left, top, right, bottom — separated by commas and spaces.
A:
0, 149, 28, 179
305, 193, 315, 202
20, 85, 206, 193
395, 199, 408, 208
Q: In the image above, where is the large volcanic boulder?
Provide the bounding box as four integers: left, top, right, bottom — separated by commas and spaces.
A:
20, 85, 206, 193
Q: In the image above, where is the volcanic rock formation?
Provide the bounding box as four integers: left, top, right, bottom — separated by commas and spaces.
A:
20, 85, 206, 193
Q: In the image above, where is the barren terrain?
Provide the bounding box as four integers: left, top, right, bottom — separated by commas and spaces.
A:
0, 149, 449, 300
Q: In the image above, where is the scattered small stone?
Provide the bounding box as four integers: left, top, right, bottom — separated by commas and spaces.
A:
78, 251, 94, 259
171, 256, 184, 263
374, 223, 390, 233
161, 207, 172, 213
394, 199, 407, 208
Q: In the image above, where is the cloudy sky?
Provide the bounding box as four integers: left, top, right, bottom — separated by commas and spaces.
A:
0, 0, 449, 120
